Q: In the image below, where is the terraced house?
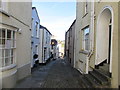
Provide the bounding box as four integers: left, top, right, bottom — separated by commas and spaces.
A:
31, 7, 40, 67
73, 1, 119, 88
65, 20, 76, 67
0, 1, 32, 88
39, 25, 52, 64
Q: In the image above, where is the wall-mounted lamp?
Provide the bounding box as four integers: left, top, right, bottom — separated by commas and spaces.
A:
17, 28, 22, 34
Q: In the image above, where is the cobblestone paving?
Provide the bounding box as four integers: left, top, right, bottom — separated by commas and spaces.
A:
15, 58, 83, 88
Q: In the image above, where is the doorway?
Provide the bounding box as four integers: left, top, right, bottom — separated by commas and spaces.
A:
96, 7, 113, 73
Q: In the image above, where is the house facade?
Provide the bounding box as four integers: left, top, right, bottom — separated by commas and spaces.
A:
65, 20, 76, 67
0, 1, 32, 88
74, 1, 119, 88
31, 7, 40, 67
58, 40, 65, 58
39, 25, 52, 64
51, 39, 59, 60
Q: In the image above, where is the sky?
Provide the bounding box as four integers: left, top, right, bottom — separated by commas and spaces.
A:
32, 1, 76, 40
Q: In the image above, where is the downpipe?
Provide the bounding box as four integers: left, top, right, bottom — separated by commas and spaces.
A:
85, 2, 95, 74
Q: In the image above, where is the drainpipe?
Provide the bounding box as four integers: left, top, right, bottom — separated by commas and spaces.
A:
86, 2, 95, 74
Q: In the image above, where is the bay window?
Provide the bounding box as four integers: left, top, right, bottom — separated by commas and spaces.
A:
0, 28, 16, 67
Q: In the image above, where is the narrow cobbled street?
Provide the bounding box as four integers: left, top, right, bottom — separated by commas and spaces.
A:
15, 58, 83, 88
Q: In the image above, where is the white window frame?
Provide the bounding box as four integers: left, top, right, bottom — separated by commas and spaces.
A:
35, 45, 39, 54
82, 27, 90, 52
0, 28, 16, 67
35, 22, 39, 38
32, 18, 34, 37
84, 0, 88, 15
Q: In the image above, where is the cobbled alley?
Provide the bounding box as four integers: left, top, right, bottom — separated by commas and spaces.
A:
15, 58, 83, 88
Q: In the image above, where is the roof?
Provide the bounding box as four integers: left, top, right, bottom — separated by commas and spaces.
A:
66, 19, 76, 33
40, 25, 52, 35
32, 7, 40, 22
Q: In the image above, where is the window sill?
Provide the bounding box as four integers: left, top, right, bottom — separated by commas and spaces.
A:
0, 9, 10, 17
36, 37, 39, 39
79, 50, 90, 55
82, 12, 88, 18
0, 64, 17, 72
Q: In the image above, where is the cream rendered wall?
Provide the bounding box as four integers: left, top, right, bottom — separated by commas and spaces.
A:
75, 2, 82, 71
75, 2, 92, 73
0, 1, 32, 88
9, 2, 32, 80
75, 1, 119, 88
94, 2, 118, 88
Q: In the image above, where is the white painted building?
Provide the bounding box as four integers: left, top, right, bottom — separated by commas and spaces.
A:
31, 7, 40, 67
39, 25, 52, 64
51, 39, 59, 60
58, 40, 65, 58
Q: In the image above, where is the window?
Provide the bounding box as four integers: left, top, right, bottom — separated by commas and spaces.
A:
82, 27, 90, 51
32, 18, 34, 36
84, 1, 88, 15
35, 22, 39, 37
0, 28, 16, 67
35, 45, 38, 54
46, 32, 48, 44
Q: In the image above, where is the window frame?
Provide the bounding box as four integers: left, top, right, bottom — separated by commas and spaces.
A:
82, 26, 90, 52
82, 0, 88, 18
85, 1, 88, 14
0, 27, 16, 68
35, 21, 39, 38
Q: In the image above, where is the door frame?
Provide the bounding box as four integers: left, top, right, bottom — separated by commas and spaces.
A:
95, 6, 114, 73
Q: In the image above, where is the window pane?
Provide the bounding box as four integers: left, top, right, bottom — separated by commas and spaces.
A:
2, 49, 4, 58
5, 57, 10, 66
5, 49, 10, 57
7, 30, 11, 39
2, 29, 5, 38
13, 31, 15, 39
0, 39, 2, 45
5, 40, 11, 48
11, 49, 13, 56
0, 29, 2, 38
0, 59, 2, 67
83, 27, 90, 51
12, 39, 15, 47
11, 56, 13, 64
0, 49, 2, 59
84, 28, 89, 36
2, 57, 4, 67
2, 39, 5, 45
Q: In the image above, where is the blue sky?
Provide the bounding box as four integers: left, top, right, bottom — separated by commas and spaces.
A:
32, 1, 76, 40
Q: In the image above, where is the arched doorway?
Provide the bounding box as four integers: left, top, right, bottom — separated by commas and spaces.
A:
95, 6, 113, 73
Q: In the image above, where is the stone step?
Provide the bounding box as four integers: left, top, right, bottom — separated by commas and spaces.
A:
85, 74, 101, 88
79, 76, 93, 88
99, 64, 109, 72
89, 71, 109, 85
94, 69, 111, 82
98, 68, 111, 77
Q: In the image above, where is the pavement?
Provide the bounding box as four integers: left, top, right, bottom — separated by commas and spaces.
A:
15, 58, 84, 88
